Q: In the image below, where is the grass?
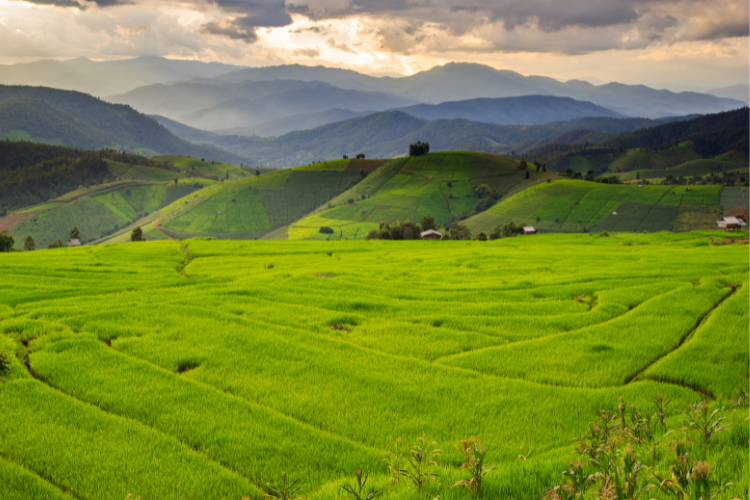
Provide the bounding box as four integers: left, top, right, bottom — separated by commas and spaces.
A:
0, 233, 746, 499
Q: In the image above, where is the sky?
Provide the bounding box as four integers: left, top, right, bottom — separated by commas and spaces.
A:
0, 0, 748, 90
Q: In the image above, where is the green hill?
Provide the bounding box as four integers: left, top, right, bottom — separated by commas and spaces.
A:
287, 152, 549, 240
528, 108, 749, 176
464, 179, 724, 235
0, 86, 253, 165
155, 158, 379, 240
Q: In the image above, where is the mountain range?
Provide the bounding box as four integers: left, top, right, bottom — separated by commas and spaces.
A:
162, 110, 693, 168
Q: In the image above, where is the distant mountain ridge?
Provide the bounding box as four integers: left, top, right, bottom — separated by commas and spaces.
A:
398, 95, 622, 125
213, 61, 745, 118
173, 110, 695, 168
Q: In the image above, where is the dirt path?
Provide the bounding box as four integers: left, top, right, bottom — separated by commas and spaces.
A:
0, 212, 35, 232
64, 195, 87, 207
153, 220, 176, 241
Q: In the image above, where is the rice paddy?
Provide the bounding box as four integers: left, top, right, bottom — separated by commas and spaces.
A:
466, 179, 724, 235
0, 231, 746, 500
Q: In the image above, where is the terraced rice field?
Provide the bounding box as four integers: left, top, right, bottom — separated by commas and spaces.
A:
159, 164, 364, 240
0, 232, 746, 500
289, 153, 536, 239
467, 179, 723, 235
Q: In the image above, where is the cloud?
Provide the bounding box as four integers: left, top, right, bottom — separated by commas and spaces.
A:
198, 0, 293, 43
292, 46, 321, 57
325, 36, 355, 53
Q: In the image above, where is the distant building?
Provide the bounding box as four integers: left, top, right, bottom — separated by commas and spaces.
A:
421, 229, 443, 240
68, 238, 81, 247
521, 227, 537, 235
716, 216, 747, 231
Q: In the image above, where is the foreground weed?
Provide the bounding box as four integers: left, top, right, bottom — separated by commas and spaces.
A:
385, 438, 404, 484
398, 434, 442, 494
651, 439, 733, 500
341, 469, 381, 500
452, 437, 496, 497
679, 401, 729, 453
264, 472, 305, 500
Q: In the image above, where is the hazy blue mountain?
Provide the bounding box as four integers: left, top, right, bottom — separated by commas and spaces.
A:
215, 109, 372, 137
399, 95, 622, 125
0, 86, 252, 165
174, 82, 417, 131
189, 110, 695, 168
707, 84, 749, 103
216, 61, 745, 118
109, 79, 323, 118
150, 115, 218, 143
0, 56, 242, 97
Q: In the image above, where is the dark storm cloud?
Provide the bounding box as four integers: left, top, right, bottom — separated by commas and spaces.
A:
486, 0, 641, 32
200, 1, 292, 43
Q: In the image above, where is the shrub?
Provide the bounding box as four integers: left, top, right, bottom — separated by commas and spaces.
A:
264, 472, 304, 500
319, 227, 334, 234
448, 223, 472, 240
489, 226, 501, 240
473, 232, 488, 241
47, 238, 64, 249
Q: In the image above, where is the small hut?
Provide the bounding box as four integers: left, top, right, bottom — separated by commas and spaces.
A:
421, 229, 443, 240
716, 216, 747, 232
521, 226, 537, 235
68, 238, 81, 247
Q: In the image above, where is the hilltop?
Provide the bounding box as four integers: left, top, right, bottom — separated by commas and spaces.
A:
287, 152, 545, 240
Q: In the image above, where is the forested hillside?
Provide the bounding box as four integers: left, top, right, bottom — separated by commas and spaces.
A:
0, 86, 253, 165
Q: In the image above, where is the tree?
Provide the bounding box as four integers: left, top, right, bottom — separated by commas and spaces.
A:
255, 169, 260, 176
420, 216, 437, 232
174, 178, 179, 185
542, 164, 547, 172
226, 170, 229, 180
0, 231, 14, 252
401, 221, 422, 240
448, 223, 471, 240
409, 141, 430, 157
343, 155, 348, 160
525, 171, 530, 179
69, 226, 80, 241
474, 184, 493, 199
48, 238, 64, 249
24, 235, 35, 251
636, 171, 640, 180
131, 227, 145, 242
489, 226, 502, 240
473, 232, 488, 241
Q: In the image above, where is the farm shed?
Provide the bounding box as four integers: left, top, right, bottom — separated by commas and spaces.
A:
522, 227, 537, 235
716, 216, 747, 231
421, 229, 443, 240
68, 238, 81, 247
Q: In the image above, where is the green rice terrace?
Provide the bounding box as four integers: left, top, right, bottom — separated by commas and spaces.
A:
0, 231, 747, 500
4, 151, 744, 248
